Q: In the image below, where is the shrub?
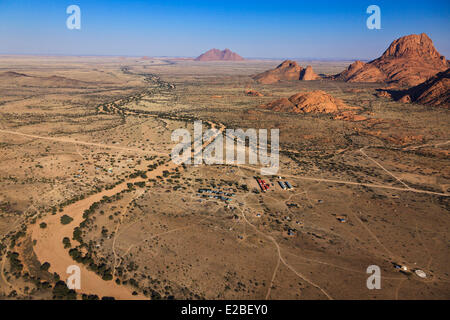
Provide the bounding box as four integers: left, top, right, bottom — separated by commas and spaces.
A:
60, 215, 73, 225
102, 273, 113, 281
52, 281, 77, 300
62, 237, 71, 249
40, 262, 51, 271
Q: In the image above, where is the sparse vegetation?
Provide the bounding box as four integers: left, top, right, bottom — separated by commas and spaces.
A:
0, 56, 447, 300
60, 215, 73, 225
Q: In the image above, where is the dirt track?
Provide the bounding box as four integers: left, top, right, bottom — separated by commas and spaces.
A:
3, 122, 447, 299
29, 123, 224, 300
0, 129, 168, 157
30, 168, 177, 300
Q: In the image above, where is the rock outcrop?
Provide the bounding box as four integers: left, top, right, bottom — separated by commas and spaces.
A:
376, 68, 450, 108
253, 60, 320, 84
333, 61, 365, 81
300, 65, 320, 80
259, 90, 350, 114
195, 49, 244, 61
245, 89, 263, 97
334, 33, 448, 86
410, 69, 449, 107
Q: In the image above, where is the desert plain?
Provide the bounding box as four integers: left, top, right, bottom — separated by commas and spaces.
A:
0, 53, 448, 300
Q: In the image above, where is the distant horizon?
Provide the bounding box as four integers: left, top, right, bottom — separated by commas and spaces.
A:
0, 52, 369, 62
1, 1, 449, 59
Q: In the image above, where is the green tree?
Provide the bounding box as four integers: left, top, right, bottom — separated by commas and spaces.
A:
52, 281, 77, 300
40, 262, 51, 271
60, 215, 74, 225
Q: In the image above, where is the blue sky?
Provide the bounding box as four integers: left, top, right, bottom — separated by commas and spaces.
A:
0, 0, 449, 59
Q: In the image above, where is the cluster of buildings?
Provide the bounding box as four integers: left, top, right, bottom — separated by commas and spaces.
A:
256, 178, 271, 192
278, 181, 293, 190
197, 188, 235, 202
255, 177, 294, 193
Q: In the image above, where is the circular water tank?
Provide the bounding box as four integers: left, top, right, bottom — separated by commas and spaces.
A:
415, 270, 427, 278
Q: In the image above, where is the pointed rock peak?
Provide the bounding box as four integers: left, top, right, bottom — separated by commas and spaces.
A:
334, 34, 448, 86
300, 65, 320, 80
380, 33, 444, 61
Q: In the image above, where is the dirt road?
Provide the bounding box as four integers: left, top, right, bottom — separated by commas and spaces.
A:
0, 129, 168, 157
28, 122, 224, 300
31, 163, 177, 300
5, 121, 446, 299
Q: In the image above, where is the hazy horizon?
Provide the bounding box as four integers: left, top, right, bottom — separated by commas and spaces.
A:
0, 53, 368, 62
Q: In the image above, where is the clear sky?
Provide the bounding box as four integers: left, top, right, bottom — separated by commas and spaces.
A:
0, 0, 449, 59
